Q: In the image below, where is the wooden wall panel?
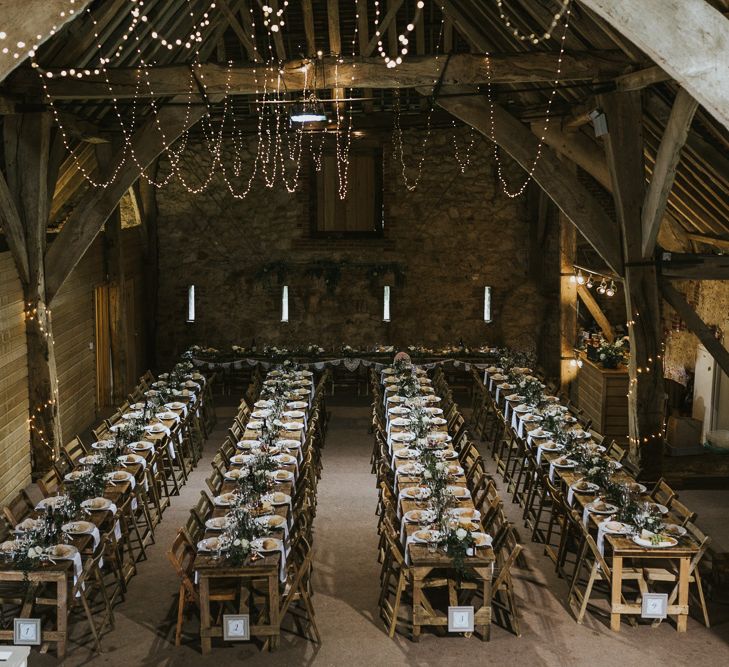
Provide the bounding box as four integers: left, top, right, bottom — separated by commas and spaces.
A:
0, 252, 31, 507
53, 236, 103, 444
0, 225, 147, 503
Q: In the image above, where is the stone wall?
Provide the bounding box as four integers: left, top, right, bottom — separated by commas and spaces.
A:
664, 280, 729, 386
154, 127, 560, 369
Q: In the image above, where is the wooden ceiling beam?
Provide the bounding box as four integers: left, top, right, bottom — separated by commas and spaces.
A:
580, 0, 729, 132
356, 0, 373, 112
0, 0, 94, 83
302, 0, 317, 57
533, 122, 611, 190
327, 0, 343, 108
49, 143, 98, 223
0, 167, 29, 283
615, 65, 671, 91
686, 233, 729, 252
11, 51, 632, 99
660, 252, 729, 280
577, 284, 615, 342
641, 88, 700, 257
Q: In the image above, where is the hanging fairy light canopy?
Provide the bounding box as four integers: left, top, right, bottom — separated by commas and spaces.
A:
27, 0, 575, 204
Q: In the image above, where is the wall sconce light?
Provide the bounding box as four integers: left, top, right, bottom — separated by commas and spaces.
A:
186, 285, 195, 323
483, 286, 492, 323
281, 285, 289, 322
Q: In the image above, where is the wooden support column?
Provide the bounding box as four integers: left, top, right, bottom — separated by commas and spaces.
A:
601, 91, 664, 480
560, 212, 578, 393
2, 112, 61, 471
135, 162, 160, 371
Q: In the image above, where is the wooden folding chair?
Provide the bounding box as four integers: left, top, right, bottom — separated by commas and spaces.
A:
69, 539, 115, 653
651, 478, 677, 507
205, 468, 224, 497
2, 490, 35, 525
279, 536, 320, 643
568, 515, 645, 625
167, 529, 237, 646
668, 498, 697, 527
642, 522, 711, 628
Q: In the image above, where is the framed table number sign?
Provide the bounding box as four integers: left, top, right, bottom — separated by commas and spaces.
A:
223, 614, 250, 641
13, 618, 41, 646
641, 593, 668, 620
448, 606, 474, 633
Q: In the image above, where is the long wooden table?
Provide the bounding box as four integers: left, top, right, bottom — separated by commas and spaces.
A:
487, 368, 701, 632
383, 368, 496, 640
193, 372, 313, 653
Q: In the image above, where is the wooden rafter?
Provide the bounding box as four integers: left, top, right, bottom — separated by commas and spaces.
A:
219, 0, 261, 62
0, 168, 28, 283
327, 0, 343, 107
661, 252, 729, 280
356, 0, 373, 111
0, 0, 94, 83
14, 51, 632, 99
364, 0, 405, 57
615, 65, 671, 91
686, 232, 729, 252
302, 0, 317, 56
577, 284, 614, 342
641, 88, 699, 257
49, 143, 98, 223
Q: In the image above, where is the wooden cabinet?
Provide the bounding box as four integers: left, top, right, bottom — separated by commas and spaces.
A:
575, 355, 629, 444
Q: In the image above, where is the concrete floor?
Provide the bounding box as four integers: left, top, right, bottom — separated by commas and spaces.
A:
31, 392, 729, 666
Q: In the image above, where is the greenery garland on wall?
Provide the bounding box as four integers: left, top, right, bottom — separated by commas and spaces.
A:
252, 260, 407, 293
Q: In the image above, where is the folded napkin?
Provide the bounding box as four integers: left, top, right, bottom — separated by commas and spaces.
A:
581, 505, 590, 526
596, 522, 609, 556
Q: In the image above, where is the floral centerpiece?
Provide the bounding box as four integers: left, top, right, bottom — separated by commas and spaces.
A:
516, 376, 545, 408
590, 337, 628, 369
541, 404, 568, 434
439, 526, 477, 580
220, 504, 266, 566
2, 496, 78, 581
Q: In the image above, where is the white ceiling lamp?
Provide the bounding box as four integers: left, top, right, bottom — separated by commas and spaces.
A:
290, 93, 328, 124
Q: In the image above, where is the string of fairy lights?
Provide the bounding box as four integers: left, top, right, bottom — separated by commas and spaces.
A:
484, 0, 573, 197
29, 0, 579, 203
